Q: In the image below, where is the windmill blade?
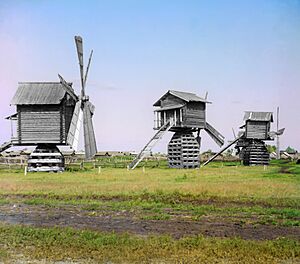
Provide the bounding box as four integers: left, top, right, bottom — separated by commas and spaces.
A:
88, 101, 95, 115
232, 128, 237, 139
83, 102, 97, 159
276, 128, 285, 135
58, 74, 78, 101
67, 100, 83, 151
268, 131, 276, 139
74, 36, 85, 95
84, 50, 93, 88
269, 128, 285, 138
204, 91, 208, 100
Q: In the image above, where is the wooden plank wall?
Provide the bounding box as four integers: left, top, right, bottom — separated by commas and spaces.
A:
17, 105, 62, 144
183, 102, 205, 128
246, 121, 268, 139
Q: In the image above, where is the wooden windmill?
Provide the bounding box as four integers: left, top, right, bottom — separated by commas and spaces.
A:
235, 111, 274, 165
202, 110, 285, 166
0, 36, 97, 172
129, 90, 224, 169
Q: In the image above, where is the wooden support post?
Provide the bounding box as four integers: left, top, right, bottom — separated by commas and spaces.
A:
24, 166, 27, 176
180, 109, 183, 123
174, 109, 177, 126
98, 166, 101, 174
159, 112, 162, 127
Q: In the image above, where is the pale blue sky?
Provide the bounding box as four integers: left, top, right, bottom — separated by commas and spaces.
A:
0, 0, 299, 152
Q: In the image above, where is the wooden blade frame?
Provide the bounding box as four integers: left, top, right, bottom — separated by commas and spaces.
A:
75, 36, 85, 97
58, 74, 78, 101
83, 102, 97, 159
84, 50, 93, 88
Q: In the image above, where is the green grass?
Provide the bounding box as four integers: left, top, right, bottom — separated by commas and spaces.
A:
0, 160, 299, 203
0, 224, 298, 263
0, 160, 299, 262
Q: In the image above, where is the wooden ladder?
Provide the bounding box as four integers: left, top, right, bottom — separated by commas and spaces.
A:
128, 119, 175, 170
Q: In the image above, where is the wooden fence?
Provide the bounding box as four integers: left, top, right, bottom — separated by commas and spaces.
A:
0, 156, 168, 171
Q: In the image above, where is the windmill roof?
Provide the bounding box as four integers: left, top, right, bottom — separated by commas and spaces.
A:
153, 90, 211, 106
11, 82, 76, 105
243, 111, 273, 122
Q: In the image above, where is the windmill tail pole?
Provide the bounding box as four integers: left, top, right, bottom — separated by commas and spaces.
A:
201, 135, 243, 167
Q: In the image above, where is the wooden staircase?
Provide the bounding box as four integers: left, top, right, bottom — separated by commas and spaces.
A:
204, 122, 225, 147
128, 119, 175, 169
0, 141, 13, 153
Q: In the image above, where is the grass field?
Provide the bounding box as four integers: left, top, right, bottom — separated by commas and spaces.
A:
0, 160, 299, 263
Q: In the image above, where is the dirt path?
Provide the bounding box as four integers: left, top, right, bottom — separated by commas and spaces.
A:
0, 204, 299, 240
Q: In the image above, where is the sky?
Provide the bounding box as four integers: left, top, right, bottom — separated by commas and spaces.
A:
0, 0, 299, 153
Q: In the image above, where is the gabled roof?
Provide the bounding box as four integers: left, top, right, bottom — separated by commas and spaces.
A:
153, 90, 211, 106
243, 111, 273, 122
11, 82, 77, 105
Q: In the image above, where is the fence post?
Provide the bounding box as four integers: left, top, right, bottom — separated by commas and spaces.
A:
24, 166, 27, 176
98, 166, 101, 174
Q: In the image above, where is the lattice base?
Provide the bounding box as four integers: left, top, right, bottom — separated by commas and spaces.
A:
241, 140, 270, 166
168, 131, 200, 169
28, 144, 64, 172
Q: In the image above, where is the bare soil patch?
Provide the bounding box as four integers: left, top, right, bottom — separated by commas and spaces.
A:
0, 204, 299, 240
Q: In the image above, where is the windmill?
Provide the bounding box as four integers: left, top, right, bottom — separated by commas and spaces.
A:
60, 36, 97, 160
0, 36, 97, 172
129, 90, 224, 169
203, 110, 285, 167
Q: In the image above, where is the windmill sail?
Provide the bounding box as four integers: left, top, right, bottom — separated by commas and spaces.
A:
75, 36, 85, 95
67, 100, 83, 151
83, 102, 97, 159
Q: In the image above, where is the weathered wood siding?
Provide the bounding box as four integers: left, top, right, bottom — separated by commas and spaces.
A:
182, 102, 206, 128
160, 94, 185, 107
16, 94, 76, 145
157, 101, 206, 129
17, 105, 63, 144
245, 121, 268, 139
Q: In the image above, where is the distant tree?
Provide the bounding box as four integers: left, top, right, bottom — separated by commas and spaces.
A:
266, 145, 276, 153
225, 148, 233, 156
